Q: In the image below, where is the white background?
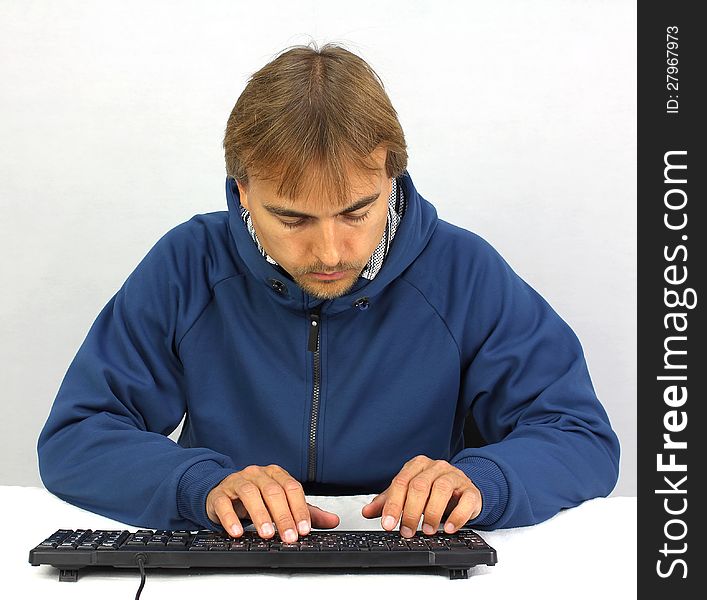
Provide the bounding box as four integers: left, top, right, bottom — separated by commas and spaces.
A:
0, 1, 636, 496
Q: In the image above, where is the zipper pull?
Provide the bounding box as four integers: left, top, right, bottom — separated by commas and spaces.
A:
307, 308, 320, 352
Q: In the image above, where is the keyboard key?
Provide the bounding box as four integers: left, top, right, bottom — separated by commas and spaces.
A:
229, 542, 248, 551
279, 544, 300, 551
207, 543, 228, 550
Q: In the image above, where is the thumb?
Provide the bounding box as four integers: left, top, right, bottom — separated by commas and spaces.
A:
361, 493, 386, 518
307, 503, 340, 529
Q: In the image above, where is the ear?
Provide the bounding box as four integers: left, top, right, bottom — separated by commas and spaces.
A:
236, 179, 250, 211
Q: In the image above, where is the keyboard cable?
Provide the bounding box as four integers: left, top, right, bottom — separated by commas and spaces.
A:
134, 553, 147, 600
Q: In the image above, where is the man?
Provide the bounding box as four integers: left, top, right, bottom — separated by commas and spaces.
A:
37, 42, 620, 544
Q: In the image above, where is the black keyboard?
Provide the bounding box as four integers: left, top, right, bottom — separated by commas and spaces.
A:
29, 527, 497, 582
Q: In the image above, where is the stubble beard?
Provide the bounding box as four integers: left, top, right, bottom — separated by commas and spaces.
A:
292, 268, 363, 300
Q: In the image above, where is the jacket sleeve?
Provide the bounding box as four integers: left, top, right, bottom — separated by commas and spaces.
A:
37, 227, 239, 531
448, 237, 620, 529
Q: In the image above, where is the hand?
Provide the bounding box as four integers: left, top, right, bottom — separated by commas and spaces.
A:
361, 455, 482, 537
206, 464, 340, 542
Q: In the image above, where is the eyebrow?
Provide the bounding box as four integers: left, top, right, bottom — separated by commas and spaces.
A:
262, 192, 381, 219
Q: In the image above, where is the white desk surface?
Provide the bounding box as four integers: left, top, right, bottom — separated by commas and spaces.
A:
2, 486, 636, 599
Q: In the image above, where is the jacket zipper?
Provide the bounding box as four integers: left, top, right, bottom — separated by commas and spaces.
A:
306, 305, 322, 482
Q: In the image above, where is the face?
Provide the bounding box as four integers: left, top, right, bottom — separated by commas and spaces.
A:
237, 146, 392, 300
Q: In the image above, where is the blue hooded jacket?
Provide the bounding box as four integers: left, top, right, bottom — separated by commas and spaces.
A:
37, 171, 620, 532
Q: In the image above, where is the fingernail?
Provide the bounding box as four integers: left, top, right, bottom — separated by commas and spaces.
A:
231, 524, 242, 537
261, 522, 274, 536
298, 520, 310, 535
283, 529, 297, 543
444, 522, 456, 533
382, 515, 396, 530
400, 526, 413, 537
423, 523, 435, 535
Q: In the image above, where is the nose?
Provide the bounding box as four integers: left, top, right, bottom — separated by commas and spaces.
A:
311, 219, 342, 268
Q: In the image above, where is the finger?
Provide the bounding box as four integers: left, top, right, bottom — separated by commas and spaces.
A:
231, 475, 278, 539
252, 472, 300, 543
442, 491, 461, 520
400, 461, 453, 537
267, 467, 311, 536
361, 494, 386, 518
421, 477, 456, 535
381, 455, 432, 531
399, 472, 434, 537
443, 487, 482, 533
307, 504, 341, 529
210, 491, 245, 538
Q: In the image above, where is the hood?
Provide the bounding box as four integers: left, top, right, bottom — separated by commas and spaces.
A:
225, 170, 438, 316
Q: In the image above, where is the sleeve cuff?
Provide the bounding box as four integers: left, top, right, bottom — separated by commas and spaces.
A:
176, 460, 239, 532
453, 456, 509, 528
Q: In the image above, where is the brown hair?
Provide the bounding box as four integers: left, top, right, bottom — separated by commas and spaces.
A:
223, 41, 408, 207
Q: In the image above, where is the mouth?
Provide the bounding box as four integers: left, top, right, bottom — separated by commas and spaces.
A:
310, 270, 348, 281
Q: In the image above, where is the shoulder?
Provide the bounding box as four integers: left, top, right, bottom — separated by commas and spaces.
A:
401, 218, 540, 334
407, 218, 514, 287
153, 211, 231, 258
117, 211, 243, 340
138, 210, 243, 285
120, 211, 242, 311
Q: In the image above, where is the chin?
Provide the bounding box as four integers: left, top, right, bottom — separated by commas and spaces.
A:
298, 274, 359, 300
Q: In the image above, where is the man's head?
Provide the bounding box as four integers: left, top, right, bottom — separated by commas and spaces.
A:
223, 42, 407, 299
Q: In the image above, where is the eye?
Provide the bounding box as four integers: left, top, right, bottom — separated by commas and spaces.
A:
345, 211, 371, 224
280, 218, 308, 229
279, 211, 370, 229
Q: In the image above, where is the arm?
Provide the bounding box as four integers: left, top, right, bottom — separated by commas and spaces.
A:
449, 239, 620, 529
37, 227, 238, 531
